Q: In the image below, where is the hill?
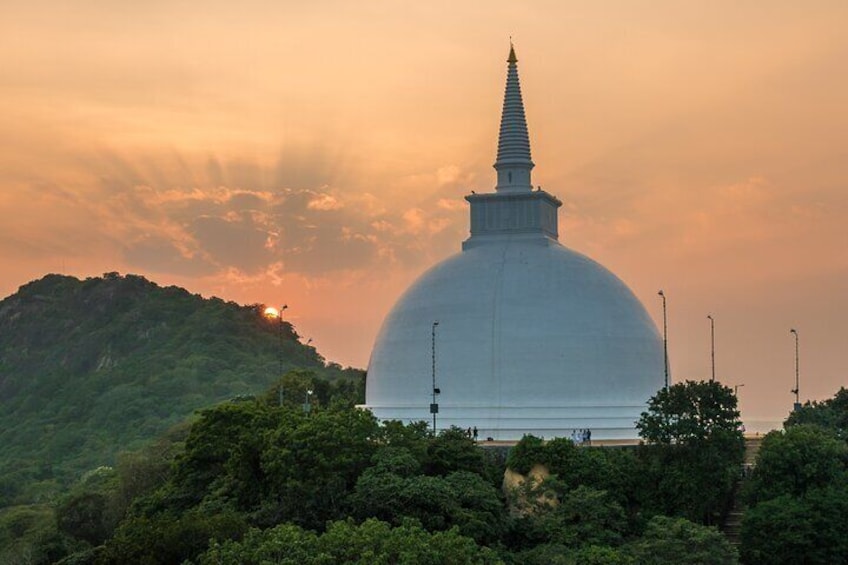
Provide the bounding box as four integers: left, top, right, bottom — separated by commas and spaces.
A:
0, 272, 362, 507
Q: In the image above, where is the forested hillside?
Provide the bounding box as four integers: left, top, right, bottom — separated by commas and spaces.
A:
0, 272, 362, 507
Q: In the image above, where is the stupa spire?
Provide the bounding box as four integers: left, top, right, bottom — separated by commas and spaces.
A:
494, 42, 534, 192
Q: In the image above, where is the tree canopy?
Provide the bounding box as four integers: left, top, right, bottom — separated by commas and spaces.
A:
784, 387, 848, 436
739, 387, 848, 564
3, 379, 762, 564
636, 380, 744, 447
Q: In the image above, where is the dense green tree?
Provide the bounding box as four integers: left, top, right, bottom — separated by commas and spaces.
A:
56, 492, 111, 546
743, 424, 848, 505
505, 434, 546, 475
167, 401, 280, 512
510, 483, 627, 550
637, 380, 743, 448
425, 427, 489, 476
197, 522, 318, 565
635, 381, 745, 525
785, 387, 848, 435
122, 399, 385, 533
549, 486, 627, 547
258, 406, 380, 528
634, 442, 739, 525
509, 436, 640, 512
112, 425, 187, 515
258, 368, 365, 411
0, 504, 77, 565
197, 518, 502, 565
509, 421, 740, 529
442, 471, 507, 543
625, 515, 738, 565
374, 419, 431, 462
739, 494, 812, 565
740, 486, 848, 565
86, 403, 509, 561
98, 510, 247, 565
782, 486, 848, 561
739, 422, 848, 564
352, 450, 506, 544
515, 543, 635, 565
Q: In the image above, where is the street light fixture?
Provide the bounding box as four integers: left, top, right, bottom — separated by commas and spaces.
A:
658, 290, 669, 388
264, 305, 288, 406
790, 328, 800, 410
734, 383, 744, 396
304, 389, 313, 414
707, 314, 715, 382
430, 321, 440, 435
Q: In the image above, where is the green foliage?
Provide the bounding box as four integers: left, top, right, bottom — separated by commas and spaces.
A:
52, 421, 188, 558
169, 401, 280, 511
258, 406, 380, 528
56, 492, 111, 546
198, 522, 318, 564
372, 419, 431, 465
506, 432, 738, 527
739, 420, 848, 564
0, 273, 361, 509
99, 510, 247, 565
510, 415, 743, 529
785, 387, 848, 435
531, 438, 639, 508
197, 518, 503, 565
550, 486, 627, 547
352, 449, 506, 544
513, 484, 628, 550
740, 486, 848, 565
0, 504, 76, 565
44, 396, 762, 563
368, 446, 423, 476
515, 543, 635, 565
625, 515, 738, 564
505, 435, 546, 475
88, 404, 512, 560
117, 400, 384, 531
637, 380, 743, 448
570, 545, 634, 565
634, 442, 739, 525
743, 424, 848, 505
634, 381, 745, 525
442, 471, 507, 543
258, 368, 365, 411
426, 427, 490, 476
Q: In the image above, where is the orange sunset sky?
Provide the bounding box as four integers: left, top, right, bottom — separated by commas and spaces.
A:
2, 1, 846, 425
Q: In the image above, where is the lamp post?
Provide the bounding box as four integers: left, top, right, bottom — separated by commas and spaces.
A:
707, 314, 715, 382
304, 389, 313, 414
658, 290, 669, 388
265, 305, 288, 406
430, 321, 440, 435
734, 383, 744, 396
790, 328, 800, 410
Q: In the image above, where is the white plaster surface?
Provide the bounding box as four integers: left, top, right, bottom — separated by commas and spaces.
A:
364, 233, 664, 440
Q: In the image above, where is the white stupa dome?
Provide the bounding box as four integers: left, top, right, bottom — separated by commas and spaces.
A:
363, 46, 664, 440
